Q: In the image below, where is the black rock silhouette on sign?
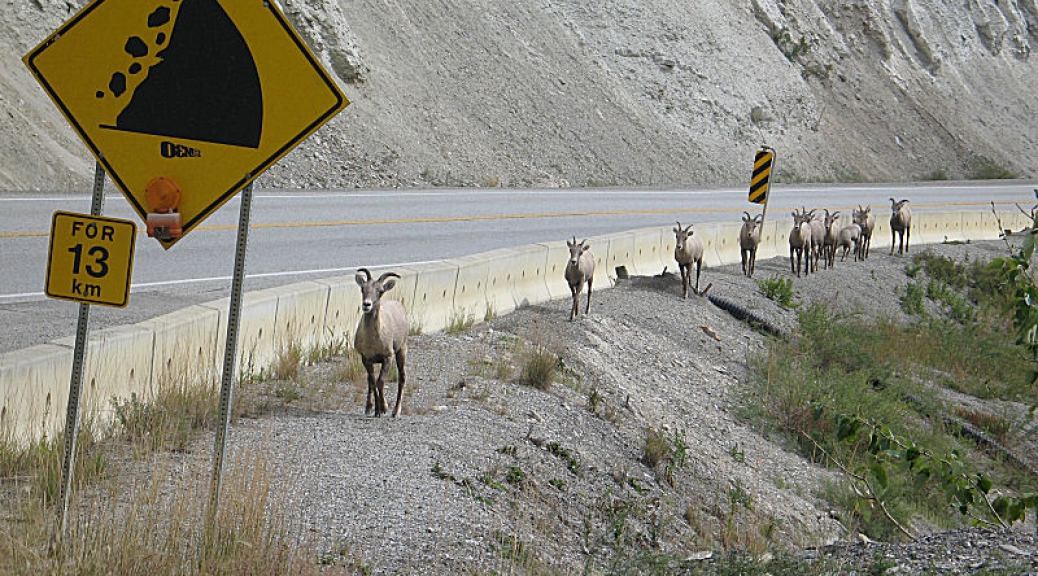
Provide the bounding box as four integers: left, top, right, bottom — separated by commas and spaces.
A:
101, 0, 262, 148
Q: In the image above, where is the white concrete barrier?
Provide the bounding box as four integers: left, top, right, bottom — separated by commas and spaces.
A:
601, 232, 635, 282
409, 261, 460, 334
138, 304, 221, 392
713, 222, 743, 268
585, 234, 617, 288
0, 344, 73, 445
628, 226, 669, 277
451, 254, 491, 326
314, 275, 363, 349
542, 241, 573, 302
53, 324, 154, 425
271, 281, 331, 357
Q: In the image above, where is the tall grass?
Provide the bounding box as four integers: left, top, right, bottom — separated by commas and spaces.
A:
0, 450, 342, 576
746, 302, 1038, 539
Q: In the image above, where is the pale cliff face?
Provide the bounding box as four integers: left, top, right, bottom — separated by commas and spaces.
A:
1, 0, 1035, 192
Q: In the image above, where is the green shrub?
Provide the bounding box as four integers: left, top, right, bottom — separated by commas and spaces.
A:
900, 281, 925, 315
758, 275, 798, 309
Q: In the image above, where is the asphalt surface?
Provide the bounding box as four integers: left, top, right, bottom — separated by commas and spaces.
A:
1, 180, 1035, 354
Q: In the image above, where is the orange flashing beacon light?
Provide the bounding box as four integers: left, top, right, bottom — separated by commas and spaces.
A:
145, 176, 183, 241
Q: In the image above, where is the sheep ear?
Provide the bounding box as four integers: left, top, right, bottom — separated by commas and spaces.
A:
355, 272, 367, 286
382, 279, 397, 292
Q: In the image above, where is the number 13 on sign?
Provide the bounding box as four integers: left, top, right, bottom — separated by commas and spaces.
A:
46, 211, 136, 307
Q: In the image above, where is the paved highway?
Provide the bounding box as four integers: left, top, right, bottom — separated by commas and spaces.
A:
1, 180, 1035, 354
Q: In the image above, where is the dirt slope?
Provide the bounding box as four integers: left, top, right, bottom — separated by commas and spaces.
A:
1, 0, 1036, 191
98, 240, 1031, 574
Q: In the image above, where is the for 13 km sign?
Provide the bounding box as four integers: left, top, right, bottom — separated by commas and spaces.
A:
46, 212, 137, 307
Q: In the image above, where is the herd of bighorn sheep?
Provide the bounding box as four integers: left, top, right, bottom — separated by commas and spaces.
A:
352, 198, 912, 417
783, 199, 911, 277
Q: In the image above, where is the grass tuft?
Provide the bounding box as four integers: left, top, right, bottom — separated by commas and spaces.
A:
518, 346, 558, 390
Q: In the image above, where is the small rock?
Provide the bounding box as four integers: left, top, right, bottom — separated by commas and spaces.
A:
999, 543, 1029, 556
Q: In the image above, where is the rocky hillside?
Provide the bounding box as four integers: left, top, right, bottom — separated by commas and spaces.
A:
2, 0, 1036, 191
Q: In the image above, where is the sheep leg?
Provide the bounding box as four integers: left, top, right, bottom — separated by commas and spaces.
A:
568, 285, 579, 321
748, 249, 756, 277
584, 278, 593, 315
362, 358, 377, 415
741, 250, 748, 276
905, 226, 911, 254
693, 259, 702, 295
680, 263, 690, 298
392, 347, 406, 418
374, 361, 390, 416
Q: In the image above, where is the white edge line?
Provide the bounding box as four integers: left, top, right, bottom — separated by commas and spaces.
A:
0, 259, 445, 303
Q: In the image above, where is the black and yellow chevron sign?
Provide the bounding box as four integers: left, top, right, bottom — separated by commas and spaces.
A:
749, 148, 774, 204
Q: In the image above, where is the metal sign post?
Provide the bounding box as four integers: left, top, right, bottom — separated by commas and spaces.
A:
55, 161, 106, 543
206, 181, 254, 533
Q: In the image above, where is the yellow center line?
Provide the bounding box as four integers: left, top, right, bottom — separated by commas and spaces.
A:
0, 200, 1017, 239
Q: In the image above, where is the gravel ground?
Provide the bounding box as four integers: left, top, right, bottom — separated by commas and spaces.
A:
68, 239, 1038, 574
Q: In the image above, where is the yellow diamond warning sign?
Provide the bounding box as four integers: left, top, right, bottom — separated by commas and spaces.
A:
24, 0, 349, 248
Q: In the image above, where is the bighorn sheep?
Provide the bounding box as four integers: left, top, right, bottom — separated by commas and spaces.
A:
354, 268, 408, 417
739, 212, 763, 278
889, 197, 912, 255
674, 222, 705, 298
807, 208, 825, 272
565, 237, 595, 321
837, 222, 862, 262
853, 205, 875, 260
822, 209, 841, 269
788, 209, 813, 278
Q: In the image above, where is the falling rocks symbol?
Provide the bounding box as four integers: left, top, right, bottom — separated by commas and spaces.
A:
102, 0, 263, 148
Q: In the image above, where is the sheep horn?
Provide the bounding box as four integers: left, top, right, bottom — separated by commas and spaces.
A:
357, 267, 372, 281
377, 272, 401, 283
743, 211, 751, 222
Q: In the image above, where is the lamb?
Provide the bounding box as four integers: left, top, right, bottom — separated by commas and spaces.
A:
674, 222, 705, 298
889, 197, 912, 255
788, 209, 813, 278
837, 222, 862, 262
354, 268, 409, 417
565, 237, 595, 320
739, 211, 763, 277
853, 205, 875, 260
822, 209, 841, 269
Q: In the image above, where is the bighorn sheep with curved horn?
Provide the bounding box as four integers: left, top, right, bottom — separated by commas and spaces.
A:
354, 268, 409, 417
674, 222, 705, 297
740, 212, 763, 277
